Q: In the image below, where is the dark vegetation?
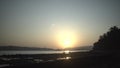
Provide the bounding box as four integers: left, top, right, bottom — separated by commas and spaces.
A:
93, 26, 120, 51
0, 26, 120, 68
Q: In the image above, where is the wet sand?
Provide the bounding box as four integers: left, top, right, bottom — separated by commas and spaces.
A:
1, 52, 120, 68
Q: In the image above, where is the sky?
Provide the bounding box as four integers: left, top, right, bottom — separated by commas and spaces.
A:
0, 0, 120, 49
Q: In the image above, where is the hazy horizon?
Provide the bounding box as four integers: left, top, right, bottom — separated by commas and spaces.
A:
0, 0, 120, 49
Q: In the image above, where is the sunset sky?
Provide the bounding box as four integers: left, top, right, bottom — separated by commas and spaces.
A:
0, 0, 120, 49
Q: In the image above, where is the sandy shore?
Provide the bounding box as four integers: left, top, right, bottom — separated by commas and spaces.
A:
0, 52, 120, 68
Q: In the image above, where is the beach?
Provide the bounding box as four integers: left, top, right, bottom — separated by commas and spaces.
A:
1, 51, 120, 68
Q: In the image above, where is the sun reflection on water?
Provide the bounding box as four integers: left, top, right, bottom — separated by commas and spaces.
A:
57, 50, 71, 60
64, 50, 70, 54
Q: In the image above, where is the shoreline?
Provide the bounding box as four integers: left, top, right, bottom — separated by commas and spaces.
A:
0, 50, 89, 56
1, 51, 120, 68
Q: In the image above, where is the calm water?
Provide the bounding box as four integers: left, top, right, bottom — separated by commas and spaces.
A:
0, 50, 89, 55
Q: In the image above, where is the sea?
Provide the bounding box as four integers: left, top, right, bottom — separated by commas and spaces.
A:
0, 50, 89, 55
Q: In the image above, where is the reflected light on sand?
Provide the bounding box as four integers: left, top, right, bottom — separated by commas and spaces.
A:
57, 57, 71, 60
65, 57, 71, 60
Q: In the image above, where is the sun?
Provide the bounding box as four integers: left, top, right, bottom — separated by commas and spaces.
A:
64, 40, 71, 45
63, 39, 72, 48
56, 30, 77, 49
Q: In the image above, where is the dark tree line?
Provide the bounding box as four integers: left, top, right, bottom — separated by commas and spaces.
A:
93, 26, 120, 51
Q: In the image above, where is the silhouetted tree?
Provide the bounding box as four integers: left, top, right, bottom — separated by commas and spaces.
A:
93, 26, 120, 52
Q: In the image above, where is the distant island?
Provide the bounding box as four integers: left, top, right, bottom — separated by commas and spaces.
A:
0, 45, 92, 51
65, 46, 92, 50
0, 46, 55, 51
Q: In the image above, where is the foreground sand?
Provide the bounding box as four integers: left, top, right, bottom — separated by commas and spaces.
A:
0, 52, 120, 68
